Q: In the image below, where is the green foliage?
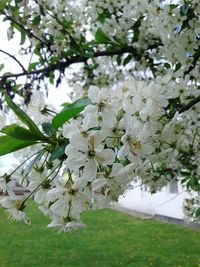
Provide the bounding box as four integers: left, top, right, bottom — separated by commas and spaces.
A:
32, 15, 41, 26
41, 122, 56, 137
52, 107, 85, 129
49, 142, 68, 161
180, 4, 197, 31
187, 176, 200, 192
0, 135, 37, 156
123, 55, 132, 66
20, 30, 26, 45
132, 16, 144, 43
1, 123, 41, 141
195, 208, 200, 217
95, 28, 112, 44
52, 96, 91, 129
0, 0, 8, 10
0, 95, 57, 156
167, 97, 182, 115
28, 62, 39, 72
61, 96, 91, 110
5, 93, 45, 140
0, 63, 4, 72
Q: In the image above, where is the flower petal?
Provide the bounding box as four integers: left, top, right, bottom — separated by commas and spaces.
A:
66, 153, 87, 171
88, 86, 100, 103
50, 196, 69, 216
34, 189, 45, 204
70, 132, 88, 151
97, 148, 115, 165
82, 159, 97, 182
110, 163, 124, 177
102, 110, 116, 128
63, 123, 79, 139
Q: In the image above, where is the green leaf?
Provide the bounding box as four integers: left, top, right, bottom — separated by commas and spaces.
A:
175, 62, 182, 72
49, 143, 68, 161
116, 55, 122, 65
97, 13, 107, 23
39, 4, 46, 16
62, 96, 91, 111
32, 15, 41, 26
123, 55, 132, 66
83, 51, 94, 59
169, 4, 178, 10
3, 72, 13, 77
180, 171, 190, 176
1, 124, 42, 141
0, 0, 7, 10
5, 93, 45, 140
52, 107, 84, 129
0, 64, 4, 72
49, 71, 55, 85
42, 122, 56, 136
187, 176, 200, 191
15, 0, 24, 4
60, 102, 70, 107
52, 97, 91, 129
95, 29, 112, 44
20, 30, 26, 45
132, 16, 143, 43
28, 62, 39, 72
195, 208, 200, 217
0, 135, 37, 156
164, 63, 171, 69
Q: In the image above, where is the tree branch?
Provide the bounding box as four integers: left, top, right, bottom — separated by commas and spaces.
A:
178, 95, 200, 114
168, 94, 200, 119
0, 49, 27, 73
184, 48, 200, 76
0, 46, 139, 79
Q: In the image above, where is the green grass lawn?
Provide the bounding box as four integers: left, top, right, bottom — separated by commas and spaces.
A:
0, 202, 199, 267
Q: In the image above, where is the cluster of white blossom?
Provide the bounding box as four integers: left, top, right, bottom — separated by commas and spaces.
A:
3, 0, 199, 102
1, 72, 199, 231
183, 194, 200, 222
7, 1, 198, 62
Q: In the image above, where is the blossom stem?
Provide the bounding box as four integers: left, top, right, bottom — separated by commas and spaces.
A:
20, 161, 63, 207
8, 149, 46, 178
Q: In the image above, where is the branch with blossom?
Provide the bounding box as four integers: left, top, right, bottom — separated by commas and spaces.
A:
0, 0, 200, 231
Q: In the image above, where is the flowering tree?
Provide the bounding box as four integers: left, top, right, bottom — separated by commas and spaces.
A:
0, 0, 199, 231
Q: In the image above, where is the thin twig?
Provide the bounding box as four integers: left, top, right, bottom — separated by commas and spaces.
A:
184, 48, 200, 76
168, 95, 200, 119
21, 161, 62, 204
8, 149, 45, 177
0, 49, 27, 73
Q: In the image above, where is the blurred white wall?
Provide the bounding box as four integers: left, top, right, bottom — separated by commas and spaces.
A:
118, 181, 189, 219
